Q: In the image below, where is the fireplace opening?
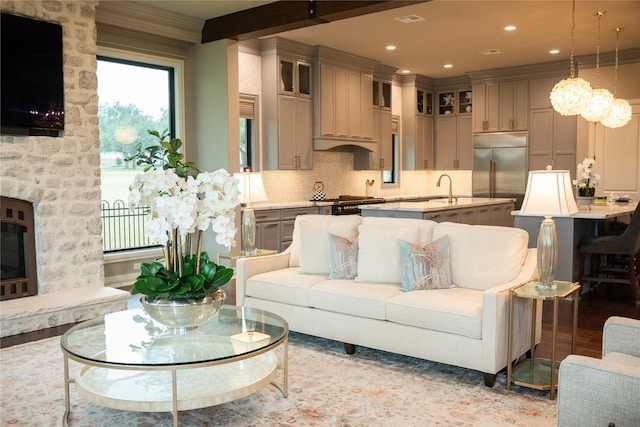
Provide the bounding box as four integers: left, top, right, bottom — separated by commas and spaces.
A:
1, 197, 37, 300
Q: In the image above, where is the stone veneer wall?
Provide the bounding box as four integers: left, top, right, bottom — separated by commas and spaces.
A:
0, 1, 128, 337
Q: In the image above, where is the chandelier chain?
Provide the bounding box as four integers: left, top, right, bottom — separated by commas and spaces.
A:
569, 0, 576, 78
594, 11, 605, 88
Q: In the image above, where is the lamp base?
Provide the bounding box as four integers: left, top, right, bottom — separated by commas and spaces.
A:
241, 205, 257, 256
534, 281, 558, 292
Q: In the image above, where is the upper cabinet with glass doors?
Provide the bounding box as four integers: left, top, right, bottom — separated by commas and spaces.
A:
280, 59, 311, 98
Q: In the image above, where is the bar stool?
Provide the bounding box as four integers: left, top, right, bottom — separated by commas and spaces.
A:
578, 202, 640, 304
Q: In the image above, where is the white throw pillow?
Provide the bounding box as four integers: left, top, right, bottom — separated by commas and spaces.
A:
356, 225, 418, 284
298, 216, 361, 275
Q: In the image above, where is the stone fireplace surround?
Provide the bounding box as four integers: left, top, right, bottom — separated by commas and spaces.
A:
0, 1, 128, 338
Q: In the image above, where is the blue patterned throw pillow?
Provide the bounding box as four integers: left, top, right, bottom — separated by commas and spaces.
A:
399, 236, 455, 291
328, 233, 358, 280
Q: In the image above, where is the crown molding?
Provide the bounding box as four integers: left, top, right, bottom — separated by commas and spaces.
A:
96, 1, 203, 44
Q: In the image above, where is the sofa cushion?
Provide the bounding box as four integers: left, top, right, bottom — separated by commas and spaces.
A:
245, 267, 325, 307
386, 288, 483, 339
433, 222, 528, 291
294, 215, 361, 271
328, 233, 358, 280
355, 225, 417, 284
361, 216, 437, 243
308, 280, 404, 320
399, 236, 454, 291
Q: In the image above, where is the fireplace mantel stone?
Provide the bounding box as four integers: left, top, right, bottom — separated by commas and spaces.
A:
0, 286, 128, 338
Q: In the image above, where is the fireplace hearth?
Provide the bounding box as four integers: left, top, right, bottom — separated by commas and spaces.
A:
1, 197, 37, 300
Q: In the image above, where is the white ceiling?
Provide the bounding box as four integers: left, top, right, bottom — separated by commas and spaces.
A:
137, 1, 640, 78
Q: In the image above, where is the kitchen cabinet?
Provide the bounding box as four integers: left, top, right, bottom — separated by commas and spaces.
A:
528, 77, 576, 173
473, 81, 528, 132
315, 62, 375, 147
277, 96, 312, 169
438, 89, 472, 116
279, 59, 311, 97
252, 210, 281, 253
261, 38, 314, 170
360, 79, 393, 170
592, 99, 640, 200
435, 115, 472, 170
249, 206, 326, 253
401, 75, 435, 170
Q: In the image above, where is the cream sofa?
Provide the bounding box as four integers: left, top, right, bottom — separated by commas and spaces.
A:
236, 215, 540, 386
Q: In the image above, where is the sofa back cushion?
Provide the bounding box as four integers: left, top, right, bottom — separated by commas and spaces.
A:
356, 217, 438, 284
433, 222, 529, 291
290, 214, 362, 273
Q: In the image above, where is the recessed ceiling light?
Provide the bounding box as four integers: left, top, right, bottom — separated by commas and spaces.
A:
444, 64, 453, 69
549, 49, 560, 54
386, 45, 397, 51
504, 25, 517, 31
401, 69, 411, 74
479, 48, 502, 55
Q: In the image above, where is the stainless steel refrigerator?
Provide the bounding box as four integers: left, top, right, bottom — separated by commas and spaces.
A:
472, 132, 527, 209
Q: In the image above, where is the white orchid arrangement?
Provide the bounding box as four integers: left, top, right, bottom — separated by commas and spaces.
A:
126, 130, 240, 300
574, 158, 600, 197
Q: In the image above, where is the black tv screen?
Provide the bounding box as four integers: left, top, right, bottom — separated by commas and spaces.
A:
1, 12, 65, 137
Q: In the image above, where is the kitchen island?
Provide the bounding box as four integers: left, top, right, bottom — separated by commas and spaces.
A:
359, 197, 516, 227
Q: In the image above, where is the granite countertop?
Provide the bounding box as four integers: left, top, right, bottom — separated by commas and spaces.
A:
359, 197, 516, 212
251, 195, 445, 210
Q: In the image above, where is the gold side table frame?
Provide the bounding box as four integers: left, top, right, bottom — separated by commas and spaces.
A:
507, 280, 580, 400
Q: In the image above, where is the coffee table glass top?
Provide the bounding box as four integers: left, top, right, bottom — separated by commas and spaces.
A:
60, 305, 287, 367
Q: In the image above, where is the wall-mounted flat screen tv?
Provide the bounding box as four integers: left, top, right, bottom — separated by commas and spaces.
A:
1, 12, 65, 137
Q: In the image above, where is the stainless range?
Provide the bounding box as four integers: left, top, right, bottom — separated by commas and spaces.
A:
321, 195, 385, 215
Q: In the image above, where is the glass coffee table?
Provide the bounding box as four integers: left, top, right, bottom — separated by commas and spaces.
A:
60, 305, 288, 427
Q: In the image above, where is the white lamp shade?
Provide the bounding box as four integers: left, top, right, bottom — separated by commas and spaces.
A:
234, 172, 268, 204
520, 168, 578, 216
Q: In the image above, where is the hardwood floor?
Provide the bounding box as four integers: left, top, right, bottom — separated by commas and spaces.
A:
2, 285, 639, 361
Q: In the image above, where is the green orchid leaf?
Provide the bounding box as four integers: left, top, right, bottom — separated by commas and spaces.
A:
211, 267, 233, 287
200, 261, 217, 282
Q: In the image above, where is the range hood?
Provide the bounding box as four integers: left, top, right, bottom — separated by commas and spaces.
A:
313, 135, 378, 151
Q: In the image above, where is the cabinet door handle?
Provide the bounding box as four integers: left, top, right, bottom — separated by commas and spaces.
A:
265, 224, 278, 229
380, 158, 385, 169
255, 214, 269, 220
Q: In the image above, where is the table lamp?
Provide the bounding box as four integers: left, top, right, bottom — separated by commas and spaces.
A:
519, 166, 578, 290
234, 168, 268, 256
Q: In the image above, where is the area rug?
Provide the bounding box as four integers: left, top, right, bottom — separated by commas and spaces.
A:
1, 332, 556, 426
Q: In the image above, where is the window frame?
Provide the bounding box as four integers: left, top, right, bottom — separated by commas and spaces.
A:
97, 47, 185, 262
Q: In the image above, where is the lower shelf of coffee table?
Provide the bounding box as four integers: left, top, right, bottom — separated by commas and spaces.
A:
75, 351, 278, 412
511, 358, 560, 390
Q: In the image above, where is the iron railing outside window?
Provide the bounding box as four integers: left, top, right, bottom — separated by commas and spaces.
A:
101, 200, 155, 251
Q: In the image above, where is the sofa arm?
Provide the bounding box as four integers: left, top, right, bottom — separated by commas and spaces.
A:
558, 354, 640, 427
480, 248, 540, 373
603, 316, 640, 358
235, 252, 291, 306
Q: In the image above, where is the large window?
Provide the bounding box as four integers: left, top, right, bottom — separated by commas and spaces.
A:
97, 51, 181, 252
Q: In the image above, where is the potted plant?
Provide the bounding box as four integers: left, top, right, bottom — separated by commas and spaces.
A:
574, 158, 600, 203
125, 130, 240, 328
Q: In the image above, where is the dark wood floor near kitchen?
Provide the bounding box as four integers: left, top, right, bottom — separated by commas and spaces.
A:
2, 284, 639, 362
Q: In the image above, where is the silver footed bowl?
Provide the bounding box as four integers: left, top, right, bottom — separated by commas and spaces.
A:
140, 288, 226, 329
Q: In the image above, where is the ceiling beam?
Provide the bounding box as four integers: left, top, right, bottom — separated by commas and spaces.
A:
201, 0, 427, 44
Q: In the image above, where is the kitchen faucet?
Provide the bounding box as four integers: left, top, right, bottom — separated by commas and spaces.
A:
436, 174, 457, 204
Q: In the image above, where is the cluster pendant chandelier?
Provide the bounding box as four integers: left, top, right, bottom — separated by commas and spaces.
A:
549, 0, 592, 116
550, 1, 631, 128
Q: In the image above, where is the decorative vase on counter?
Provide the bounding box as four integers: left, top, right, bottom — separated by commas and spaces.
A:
140, 288, 226, 333
576, 196, 595, 205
